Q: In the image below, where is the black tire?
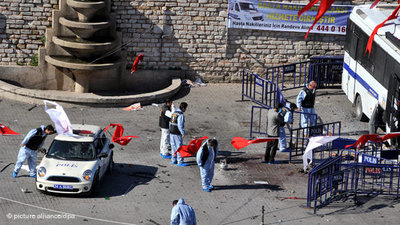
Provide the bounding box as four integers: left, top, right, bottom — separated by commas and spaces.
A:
355, 95, 368, 122
106, 153, 113, 175
88, 173, 100, 196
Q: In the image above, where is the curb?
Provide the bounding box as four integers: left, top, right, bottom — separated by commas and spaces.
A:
0, 79, 181, 107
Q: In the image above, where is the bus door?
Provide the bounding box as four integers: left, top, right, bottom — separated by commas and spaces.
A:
386, 74, 400, 146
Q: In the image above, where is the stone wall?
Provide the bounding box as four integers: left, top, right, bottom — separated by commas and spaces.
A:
0, 0, 396, 82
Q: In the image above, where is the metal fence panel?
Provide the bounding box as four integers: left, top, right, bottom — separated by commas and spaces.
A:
307, 149, 400, 213
289, 122, 342, 163
242, 70, 278, 107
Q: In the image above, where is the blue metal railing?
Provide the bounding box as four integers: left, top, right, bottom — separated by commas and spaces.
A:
267, 61, 311, 91
249, 105, 318, 139
242, 70, 278, 108
289, 121, 342, 163
265, 56, 344, 91
307, 149, 400, 213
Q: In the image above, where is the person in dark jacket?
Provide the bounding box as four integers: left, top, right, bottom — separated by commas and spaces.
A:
13, 125, 55, 178
297, 80, 317, 128
159, 98, 174, 159
264, 104, 284, 164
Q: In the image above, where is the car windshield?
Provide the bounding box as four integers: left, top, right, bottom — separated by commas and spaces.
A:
47, 140, 96, 160
240, 3, 257, 11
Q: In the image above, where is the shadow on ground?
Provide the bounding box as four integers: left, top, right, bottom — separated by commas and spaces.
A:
319, 195, 400, 216
214, 184, 283, 191
40, 163, 157, 198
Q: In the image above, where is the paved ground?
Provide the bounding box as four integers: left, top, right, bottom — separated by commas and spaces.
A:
0, 84, 398, 225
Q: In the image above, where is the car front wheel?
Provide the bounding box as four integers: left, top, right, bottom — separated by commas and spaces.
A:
88, 172, 100, 196
107, 153, 113, 175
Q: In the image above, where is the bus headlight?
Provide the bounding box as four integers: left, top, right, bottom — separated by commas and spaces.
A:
82, 170, 92, 181
38, 167, 46, 177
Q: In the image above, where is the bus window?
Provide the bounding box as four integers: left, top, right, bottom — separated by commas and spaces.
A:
373, 43, 387, 88
345, 20, 358, 59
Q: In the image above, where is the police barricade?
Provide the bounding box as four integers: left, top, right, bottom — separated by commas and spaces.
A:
311, 138, 357, 167
266, 56, 343, 91
307, 155, 346, 213
250, 105, 271, 138
308, 56, 344, 88
289, 121, 341, 163
242, 70, 278, 108
266, 61, 311, 91
249, 105, 317, 139
307, 149, 400, 213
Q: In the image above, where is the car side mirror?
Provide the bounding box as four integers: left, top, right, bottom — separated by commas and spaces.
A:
98, 152, 108, 158
109, 143, 114, 149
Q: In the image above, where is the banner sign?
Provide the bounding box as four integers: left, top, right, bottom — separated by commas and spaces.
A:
227, 0, 354, 35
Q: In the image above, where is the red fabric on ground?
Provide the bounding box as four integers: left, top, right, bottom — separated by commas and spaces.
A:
231, 137, 277, 150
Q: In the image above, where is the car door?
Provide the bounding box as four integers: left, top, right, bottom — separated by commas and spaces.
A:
95, 134, 108, 179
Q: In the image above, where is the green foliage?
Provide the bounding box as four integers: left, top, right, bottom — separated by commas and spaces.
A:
40, 36, 46, 45
30, 54, 38, 66
16, 61, 24, 66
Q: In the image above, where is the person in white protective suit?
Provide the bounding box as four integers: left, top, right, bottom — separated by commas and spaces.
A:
279, 102, 297, 152
170, 198, 196, 225
196, 139, 218, 192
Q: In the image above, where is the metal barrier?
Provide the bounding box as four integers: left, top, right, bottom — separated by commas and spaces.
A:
309, 56, 344, 88
250, 105, 271, 138
266, 56, 344, 91
289, 121, 342, 163
249, 105, 317, 139
308, 149, 400, 213
311, 138, 357, 167
267, 61, 311, 91
242, 70, 278, 107
307, 156, 346, 213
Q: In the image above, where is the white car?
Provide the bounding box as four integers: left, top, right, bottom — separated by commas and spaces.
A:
228, 0, 264, 21
36, 124, 114, 195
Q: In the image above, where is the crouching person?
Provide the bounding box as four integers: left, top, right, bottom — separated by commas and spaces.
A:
171, 198, 196, 225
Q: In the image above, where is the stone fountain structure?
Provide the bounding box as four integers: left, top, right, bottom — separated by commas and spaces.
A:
0, 0, 182, 106
39, 0, 125, 93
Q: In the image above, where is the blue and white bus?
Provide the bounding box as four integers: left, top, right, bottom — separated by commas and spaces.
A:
342, 4, 400, 139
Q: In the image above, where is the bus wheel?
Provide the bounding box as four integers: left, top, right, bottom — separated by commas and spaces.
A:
355, 95, 368, 122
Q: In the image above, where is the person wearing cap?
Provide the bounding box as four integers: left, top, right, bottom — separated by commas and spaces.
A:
196, 139, 218, 192
159, 98, 174, 159
13, 124, 55, 178
279, 102, 297, 152
171, 198, 196, 225
169, 102, 189, 167
297, 80, 317, 128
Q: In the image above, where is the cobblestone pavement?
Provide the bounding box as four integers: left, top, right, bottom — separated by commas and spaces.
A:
0, 84, 398, 225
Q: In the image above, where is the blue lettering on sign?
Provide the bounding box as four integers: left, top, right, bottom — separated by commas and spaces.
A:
382, 167, 393, 173
56, 163, 78, 168
362, 154, 378, 164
